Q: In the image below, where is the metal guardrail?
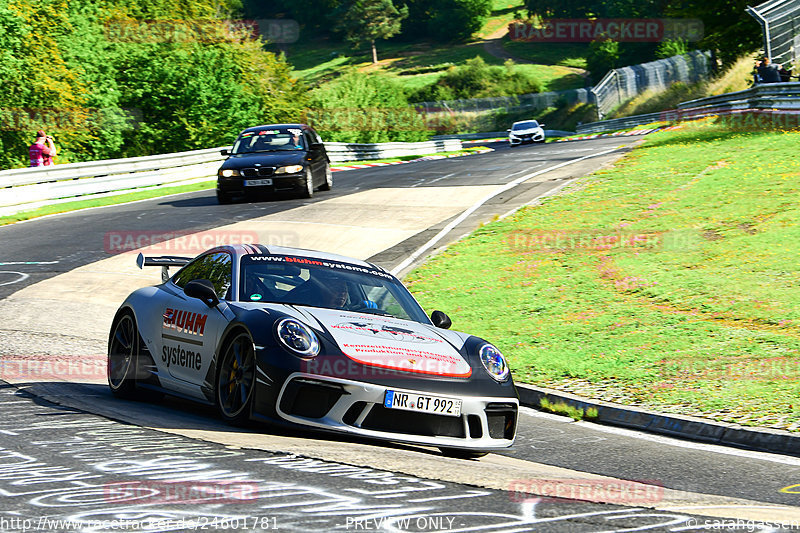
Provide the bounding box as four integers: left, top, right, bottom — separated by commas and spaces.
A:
324, 139, 462, 162
590, 50, 714, 121
0, 139, 464, 215
0, 147, 228, 213
576, 82, 800, 133
575, 112, 666, 134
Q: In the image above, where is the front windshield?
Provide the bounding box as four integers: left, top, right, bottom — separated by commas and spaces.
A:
513, 121, 539, 130
239, 255, 430, 323
233, 127, 305, 154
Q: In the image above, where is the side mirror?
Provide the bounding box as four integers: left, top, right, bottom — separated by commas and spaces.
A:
430, 310, 452, 329
506, 129, 511, 132
185, 279, 220, 308
539, 123, 546, 128
220, 149, 230, 156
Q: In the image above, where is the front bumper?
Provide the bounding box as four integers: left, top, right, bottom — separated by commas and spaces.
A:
270, 372, 518, 450
509, 133, 545, 145
217, 172, 305, 196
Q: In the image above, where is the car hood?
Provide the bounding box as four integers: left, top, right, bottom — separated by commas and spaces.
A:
297, 307, 473, 378
220, 151, 305, 170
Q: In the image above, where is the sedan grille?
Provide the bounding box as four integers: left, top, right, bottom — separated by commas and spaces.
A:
241, 167, 276, 178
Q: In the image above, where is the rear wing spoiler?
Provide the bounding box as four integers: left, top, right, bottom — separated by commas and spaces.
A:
136, 253, 192, 282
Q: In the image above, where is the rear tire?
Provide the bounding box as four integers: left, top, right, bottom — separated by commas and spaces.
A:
300, 167, 314, 199
108, 312, 139, 399
319, 163, 333, 191
216, 332, 256, 426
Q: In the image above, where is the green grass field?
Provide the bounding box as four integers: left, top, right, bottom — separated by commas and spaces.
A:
405, 118, 800, 430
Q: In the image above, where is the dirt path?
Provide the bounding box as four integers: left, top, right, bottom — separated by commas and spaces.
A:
482, 26, 532, 64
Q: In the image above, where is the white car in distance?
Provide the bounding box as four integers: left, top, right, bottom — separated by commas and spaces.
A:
508, 120, 545, 146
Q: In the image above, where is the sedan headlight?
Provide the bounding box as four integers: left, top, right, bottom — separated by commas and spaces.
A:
276, 318, 320, 357
219, 169, 240, 177
275, 165, 303, 174
479, 344, 509, 381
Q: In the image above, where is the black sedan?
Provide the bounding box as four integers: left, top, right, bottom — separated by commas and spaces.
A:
108, 244, 518, 458
216, 124, 332, 203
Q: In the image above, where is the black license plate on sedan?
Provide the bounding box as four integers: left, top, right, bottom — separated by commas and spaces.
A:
244, 178, 273, 186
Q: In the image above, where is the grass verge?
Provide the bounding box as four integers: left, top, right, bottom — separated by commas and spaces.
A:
406, 118, 800, 430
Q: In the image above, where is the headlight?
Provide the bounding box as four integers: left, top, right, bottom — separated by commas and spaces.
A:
479, 344, 509, 381
509, 134, 518, 139
219, 169, 240, 177
275, 165, 303, 174
276, 318, 319, 357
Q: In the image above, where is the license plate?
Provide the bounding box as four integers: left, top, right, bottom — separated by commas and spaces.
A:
244, 178, 273, 186
384, 390, 462, 417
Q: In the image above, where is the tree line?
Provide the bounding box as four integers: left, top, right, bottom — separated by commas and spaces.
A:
0, 0, 304, 168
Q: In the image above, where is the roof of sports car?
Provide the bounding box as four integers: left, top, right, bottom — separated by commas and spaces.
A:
234, 244, 381, 270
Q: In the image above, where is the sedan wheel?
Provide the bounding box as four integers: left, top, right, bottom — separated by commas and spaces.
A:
300, 167, 314, 199
216, 332, 256, 425
108, 312, 138, 398
319, 163, 333, 191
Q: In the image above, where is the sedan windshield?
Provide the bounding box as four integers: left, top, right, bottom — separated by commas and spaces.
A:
239, 255, 430, 323
233, 127, 305, 154
512, 121, 539, 130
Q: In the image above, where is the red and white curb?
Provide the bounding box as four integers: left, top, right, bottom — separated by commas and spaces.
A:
554, 127, 663, 142
330, 147, 493, 172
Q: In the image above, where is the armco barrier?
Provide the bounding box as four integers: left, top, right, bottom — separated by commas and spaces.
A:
0, 146, 229, 214
0, 139, 463, 216
576, 81, 800, 133
324, 139, 461, 162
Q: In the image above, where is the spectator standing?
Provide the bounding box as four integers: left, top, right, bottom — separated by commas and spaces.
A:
756, 57, 782, 83
29, 130, 57, 167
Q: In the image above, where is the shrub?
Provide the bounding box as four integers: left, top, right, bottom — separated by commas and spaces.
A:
306, 71, 428, 142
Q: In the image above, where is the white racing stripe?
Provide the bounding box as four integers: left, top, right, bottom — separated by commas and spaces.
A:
390, 146, 624, 275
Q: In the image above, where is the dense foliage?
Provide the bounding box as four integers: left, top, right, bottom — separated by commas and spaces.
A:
0, 0, 303, 168
524, 0, 760, 68
306, 71, 427, 142
411, 57, 543, 102
246, 0, 492, 44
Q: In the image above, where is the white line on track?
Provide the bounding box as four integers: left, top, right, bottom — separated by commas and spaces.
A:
520, 407, 800, 466
390, 146, 624, 275
0, 261, 59, 266
0, 271, 29, 286
411, 172, 456, 187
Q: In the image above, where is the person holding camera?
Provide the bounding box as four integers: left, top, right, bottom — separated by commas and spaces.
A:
29, 130, 57, 167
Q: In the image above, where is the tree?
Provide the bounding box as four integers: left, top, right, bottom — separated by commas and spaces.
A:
426, 0, 491, 41
338, 0, 407, 63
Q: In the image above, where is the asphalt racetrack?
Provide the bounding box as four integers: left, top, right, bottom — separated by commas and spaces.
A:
1, 137, 798, 531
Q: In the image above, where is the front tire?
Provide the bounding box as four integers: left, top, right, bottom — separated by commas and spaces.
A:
319, 163, 333, 191
300, 167, 314, 199
108, 312, 139, 398
216, 332, 256, 425
217, 190, 233, 204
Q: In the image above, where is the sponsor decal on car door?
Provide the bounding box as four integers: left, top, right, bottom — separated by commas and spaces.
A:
160, 300, 224, 384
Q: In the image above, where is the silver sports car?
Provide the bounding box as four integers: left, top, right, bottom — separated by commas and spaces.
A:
108, 244, 518, 458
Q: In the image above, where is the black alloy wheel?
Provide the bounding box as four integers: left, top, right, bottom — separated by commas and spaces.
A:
216, 332, 256, 425
108, 312, 138, 398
